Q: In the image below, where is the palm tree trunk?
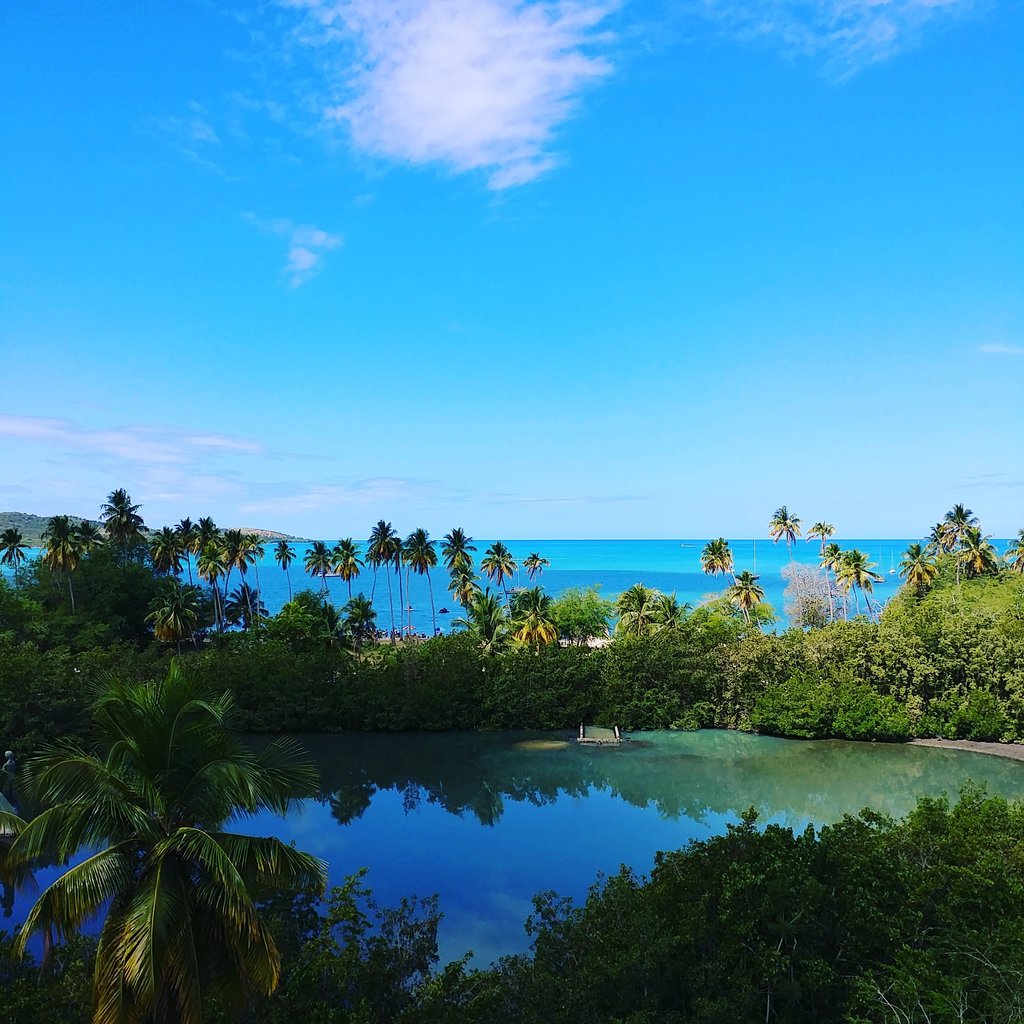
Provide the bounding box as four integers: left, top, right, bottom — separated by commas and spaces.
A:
286, 565, 293, 600
397, 562, 405, 639
427, 569, 436, 635
66, 573, 76, 614
386, 570, 395, 638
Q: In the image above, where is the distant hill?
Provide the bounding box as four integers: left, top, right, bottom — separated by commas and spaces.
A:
0, 512, 308, 547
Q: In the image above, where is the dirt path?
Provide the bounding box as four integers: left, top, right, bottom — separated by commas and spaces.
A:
909, 738, 1024, 762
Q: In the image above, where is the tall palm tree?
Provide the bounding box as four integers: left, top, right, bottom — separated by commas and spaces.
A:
836, 550, 883, 619
820, 542, 844, 620
449, 565, 480, 621
927, 522, 955, 555
899, 543, 938, 593
453, 588, 508, 654
392, 534, 406, 637
652, 592, 690, 631
332, 538, 364, 601
99, 487, 145, 561
246, 534, 266, 608
942, 503, 979, 549
615, 584, 660, 638
146, 580, 200, 653
726, 570, 764, 626
221, 529, 256, 622
75, 520, 104, 555
405, 528, 438, 634
41, 515, 81, 613
195, 516, 221, 554
807, 522, 836, 558
1006, 530, 1024, 574
481, 541, 517, 603
274, 540, 296, 600
510, 586, 557, 650
175, 518, 197, 584
958, 525, 999, 579
768, 506, 802, 559
303, 541, 334, 598
700, 538, 734, 579
441, 528, 476, 573
197, 541, 227, 631
225, 583, 267, 631
523, 552, 550, 584
0, 527, 29, 587
367, 521, 400, 636
149, 526, 184, 576
6, 664, 325, 1023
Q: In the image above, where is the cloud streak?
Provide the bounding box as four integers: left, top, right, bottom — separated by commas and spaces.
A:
244, 214, 342, 286
286, 0, 615, 188
979, 343, 1024, 356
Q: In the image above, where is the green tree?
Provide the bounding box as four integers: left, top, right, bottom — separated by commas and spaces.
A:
1007, 529, 1024, 574
175, 518, 197, 585
510, 586, 558, 650
331, 538, 364, 601
197, 541, 227, 631
550, 586, 614, 646
367, 521, 400, 637
225, 583, 267, 631
303, 541, 334, 599
768, 506, 802, 559
523, 552, 550, 584
726, 570, 764, 625
806, 521, 836, 557
343, 593, 377, 655
149, 526, 184, 576
0, 527, 29, 587
146, 579, 200, 653
958, 525, 999, 578
699, 538, 734, 579
99, 488, 145, 562
441, 527, 476, 573
7, 664, 325, 1024
652, 592, 690, 631
836, 549, 883, 618
274, 540, 296, 600
454, 588, 508, 654
404, 528, 438, 634
41, 515, 81, 613
481, 542, 517, 603
75, 521, 105, 554
615, 584, 661, 638
448, 565, 480, 621
898, 542, 938, 593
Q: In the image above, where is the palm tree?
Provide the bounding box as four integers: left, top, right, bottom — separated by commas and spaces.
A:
836, 550, 883, 619
726, 570, 765, 625
615, 584, 660, 638
768, 506, 802, 559
441, 528, 476, 573
6, 664, 325, 1023
303, 541, 334, 598
0, 527, 29, 587
958, 525, 999, 579
146, 580, 200, 653
367, 521, 400, 636
453, 588, 508, 654
700, 538, 734, 579
195, 516, 221, 554
899, 543, 938, 593
449, 565, 480, 621
942, 503, 979, 549
149, 526, 184, 576
197, 541, 227, 631
481, 541, 517, 603
652, 592, 690, 631
405, 528, 438, 634
807, 522, 836, 558
75, 520, 104, 554
820, 542, 844, 620
1006, 530, 1024, 574
175, 518, 197, 584
41, 515, 81, 613
332, 538, 364, 601
510, 586, 557, 650
246, 534, 266, 607
100, 487, 145, 561
274, 540, 296, 600
225, 583, 267, 631
343, 593, 377, 655
523, 552, 550, 584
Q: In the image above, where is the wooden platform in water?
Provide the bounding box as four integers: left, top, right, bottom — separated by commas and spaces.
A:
576, 724, 624, 746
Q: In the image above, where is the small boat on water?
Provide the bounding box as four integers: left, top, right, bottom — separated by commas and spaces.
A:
438, 607, 450, 614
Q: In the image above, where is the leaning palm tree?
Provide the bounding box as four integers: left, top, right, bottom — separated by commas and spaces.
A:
149, 526, 184, 576
441, 527, 476, 573
768, 506, 802, 559
303, 541, 334, 598
197, 541, 227, 631
449, 565, 480, 621
510, 586, 557, 650
481, 541, 517, 603
899, 543, 938, 593
615, 584, 660, 639
958, 525, 999, 579
274, 540, 296, 600
41, 515, 81, 613
726, 570, 764, 626
523, 552, 550, 584
806, 522, 836, 558
1006, 530, 1024, 574
820, 542, 844, 620
700, 538, 734, 579
404, 528, 438, 634
453, 588, 508, 654
6, 664, 325, 1024
99, 487, 146, 561
367, 521, 400, 636
835, 550, 883, 619
332, 538, 364, 601
146, 579, 200, 653
0, 527, 29, 587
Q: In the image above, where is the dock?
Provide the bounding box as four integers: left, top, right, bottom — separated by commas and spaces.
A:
576, 724, 624, 745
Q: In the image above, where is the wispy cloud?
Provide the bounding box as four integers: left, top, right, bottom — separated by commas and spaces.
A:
239, 476, 438, 515
244, 214, 342, 286
142, 101, 228, 174
979, 343, 1024, 356
285, 0, 615, 188
690, 0, 978, 77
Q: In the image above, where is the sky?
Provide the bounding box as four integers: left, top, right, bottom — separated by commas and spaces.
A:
1, 0, 1022, 539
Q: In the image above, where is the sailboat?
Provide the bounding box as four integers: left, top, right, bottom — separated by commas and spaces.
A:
889, 549, 896, 575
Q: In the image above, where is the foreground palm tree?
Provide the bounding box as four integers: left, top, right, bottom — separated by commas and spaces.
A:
405, 528, 438, 634
1007, 530, 1024, 574
481, 541, 517, 603
700, 538, 734, 579
510, 586, 558, 649
899, 543, 938, 593
453, 588, 508, 654
146, 579, 200, 653
6, 664, 325, 1024
726, 570, 764, 625
332, 538, 364, 601
0, 527, 29, 586
807, 522, 836, 558
441, 528, 476, 573
615, 584, 660, 638
41, 515, 81, 613
768, 506, 802, 559
274, 540, 296, 600
100, 488, 145, 561
836, 549, 883, 618
523, 552, 550, 584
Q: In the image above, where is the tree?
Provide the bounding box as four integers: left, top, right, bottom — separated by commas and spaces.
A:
197, 541, 227, 631
1007, 530, 1024, 574
942, 503, 978, 550
0, 527, 29, 586
448, 565, 480, 621
652, 592, 690, 631
146, 579, 200, 653
303, 541, 334, 598
75, 521, 104, 554
367, 521, 400, 637
836, 549, 883, 619
246, 534, 266, 609
820, 542, 844, 620
807, 522, 836, 558
958, 525, 999, 579
41, 515, 81, 613
332, 538, 364, 601
615, 584, 660, 638
481, 542, 517, 603
343, 593, 377, 655
523, 552, 550, 584
6, 664, 325, 1024
275, 540, 296, 600
726, 570, 764, 625
404, 528, 438, 634
195, 517, 221, 555
441, 528, 476, 573
149, 526, 184, 576
550, 586, 614, 646
898, 543, 938, 594
768, 506, 802, 559
225, 583, 267, 631
700, 538, 734, 579
99, 488, 145, 561
453, 588, 508, 654
175, 518, 197, 584
510, 586, 558, 650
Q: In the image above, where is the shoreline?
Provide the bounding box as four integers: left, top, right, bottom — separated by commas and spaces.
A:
909, 737, 1024, 762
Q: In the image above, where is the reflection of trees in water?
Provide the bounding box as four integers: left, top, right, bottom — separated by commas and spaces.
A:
303, 731, 1024, 829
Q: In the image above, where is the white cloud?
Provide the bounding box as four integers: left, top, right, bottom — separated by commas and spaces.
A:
689, 0, 977, 76
978, 343, 1024, 356
285, 0, 615, 188
244, 214, 342, 286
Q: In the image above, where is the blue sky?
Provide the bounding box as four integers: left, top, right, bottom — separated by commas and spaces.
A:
1, 0, 1021, 538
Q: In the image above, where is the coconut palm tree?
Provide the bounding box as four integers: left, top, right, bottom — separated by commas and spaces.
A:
303, 541, 334, 598
836, 550, 883, 619
175, 518, 197, 584
820, 542, 844, 620
942, 503, 979, 549
246, 534, 266, 608
899, 543, 938, 593
41, 515, 81, 613
6, 664, 325, 1023
225, 583, 266, 631
441, 528, 476, 573
726, 571, 764, 625
768, 506, 802, 559
523, 552, 550, 584
343, 593, 377, 656
221, 529, 256, 625
615, 584, 660, 638
0, 528, 29, 586
449, 565, 480, 621
367, 521, 400, 636
1006, 530, 1024, 574
652, 592, 690, 631
700, 538, 734, 579
481, 541, 517, 603
146, 580, 200, 653
404, 529, 438, 634
807, 522, 836, 558
197, 541, 227, 631
195, 516, 221, 554
149, 526, 184, 576
274, 540, 296, 600
75, 520, 104, 554
509, 586, 557, 650
332, 538, 364, 601
100, 487, 146, 561
958, 525, 999, 579
453, 588, 508, 654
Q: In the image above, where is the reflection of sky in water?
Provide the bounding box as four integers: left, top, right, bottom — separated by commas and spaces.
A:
10, 732, 1024, 969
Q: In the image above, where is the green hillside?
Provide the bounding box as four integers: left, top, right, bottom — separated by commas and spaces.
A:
0, 511, 106, 547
